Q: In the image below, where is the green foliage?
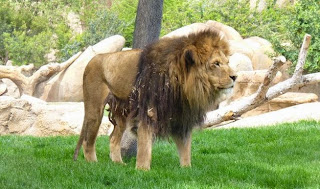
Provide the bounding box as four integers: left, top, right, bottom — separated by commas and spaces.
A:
1, 121, 320, 188
1, 0, 319, 72
161, 0, 320, 73
287, 0, 320, 73
3, 30, 52, 66
162, 0, 203, 36
82, 11, 125, 47
109, 0, 138, 47
0, 0, 64, 66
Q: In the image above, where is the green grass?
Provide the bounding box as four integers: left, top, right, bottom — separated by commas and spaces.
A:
1, 120, 320, 189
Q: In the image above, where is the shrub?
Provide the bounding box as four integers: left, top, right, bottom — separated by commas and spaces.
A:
109, 0, 138, 47
287, 0, 320, 73
1, 0, 319, 73
3, 30, 52, 66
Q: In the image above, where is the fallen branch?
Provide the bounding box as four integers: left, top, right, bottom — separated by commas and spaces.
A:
0, 51, 82, 96
204, 34, 318, 128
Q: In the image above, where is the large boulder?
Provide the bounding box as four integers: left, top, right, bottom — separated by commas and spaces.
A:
0, 79, 20, 98
276, 0, 296, 8
206, 20, 243, 41
163, 21, 242, 42
250, 0, 267, 12
251, 53, 273, 70
243, 36, 274, 55
0, 95, 113, 136
163, 23, 213, 38
242, 92, 318, 117
39, 35, 125, 102
229, 40, 255, 59
230, 70, 282, 101
0, 82, 6, 96
229, 53, 253, 72
217, 102, 320, 129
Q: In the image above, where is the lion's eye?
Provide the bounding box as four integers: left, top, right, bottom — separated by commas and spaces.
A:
214, 61, 220, 67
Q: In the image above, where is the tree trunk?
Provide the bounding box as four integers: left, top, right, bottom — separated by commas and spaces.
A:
132, 0, 164, 49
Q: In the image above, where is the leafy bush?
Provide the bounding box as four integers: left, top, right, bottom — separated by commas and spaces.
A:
161, 0, 320, 73
109, 0, 138, 47
82, 11, 125, 48
287, 0, 320, 73
1, 0, 319, 73
3, 30, 52, 66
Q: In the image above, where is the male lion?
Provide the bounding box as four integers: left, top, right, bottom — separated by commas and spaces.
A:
74, 29, 236, 170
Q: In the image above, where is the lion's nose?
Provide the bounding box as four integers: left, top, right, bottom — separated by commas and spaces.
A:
230, 75, 237, 81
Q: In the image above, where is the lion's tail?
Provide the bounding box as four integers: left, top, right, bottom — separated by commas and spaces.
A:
73, 121, 87, 161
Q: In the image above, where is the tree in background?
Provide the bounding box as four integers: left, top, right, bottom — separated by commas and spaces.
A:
132, 0, 164, 49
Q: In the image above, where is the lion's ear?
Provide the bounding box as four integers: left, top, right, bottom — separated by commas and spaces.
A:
184, 49, 197, 72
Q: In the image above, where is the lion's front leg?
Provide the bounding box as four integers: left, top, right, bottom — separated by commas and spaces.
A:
136, 122, 153, 170
173, 132, 192, 167
109, 115, 126, 164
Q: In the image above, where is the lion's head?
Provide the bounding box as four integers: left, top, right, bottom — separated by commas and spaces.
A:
171, 30, 235, 109
131, 29, 235, 137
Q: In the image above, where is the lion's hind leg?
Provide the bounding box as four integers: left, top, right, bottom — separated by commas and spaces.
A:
75, 69, 109, 162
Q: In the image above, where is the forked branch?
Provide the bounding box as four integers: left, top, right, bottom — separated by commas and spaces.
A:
204, 34, 318, 128
0, 51, 82, 96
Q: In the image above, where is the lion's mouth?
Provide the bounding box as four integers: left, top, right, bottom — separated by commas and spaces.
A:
217, 81, 234, 89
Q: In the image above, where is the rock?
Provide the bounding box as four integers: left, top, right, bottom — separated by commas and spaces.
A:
164, 21, 242, 42
39, 35, 125, 102
45, 49, 58, 63
163, 23, 215, 38
6, 60, 13, 66
214, 102, 320, 129
0, 95, 113, 136
229, 53, 253, 72
229, 40, 254, 59
243, 37, 275, 55
67, 11, 83, 35
1, 79, 20, 98
270, 92, 318, 106
251, 53, 273, 70
0, 82, 7, 95
122, 47, 132, 51
250, 0, 267, 12
289, 82, 320, 101
276, 0, 295, 8
206, 20, 243, 41
243, 92, 318, 117
229, 70, 282, 101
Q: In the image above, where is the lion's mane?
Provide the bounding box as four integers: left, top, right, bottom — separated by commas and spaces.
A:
130, 29, 230, 138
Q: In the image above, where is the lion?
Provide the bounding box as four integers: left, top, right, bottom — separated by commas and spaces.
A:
74, 29, 236, 170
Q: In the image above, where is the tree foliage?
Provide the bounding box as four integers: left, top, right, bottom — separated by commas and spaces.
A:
1, 0, 319, 73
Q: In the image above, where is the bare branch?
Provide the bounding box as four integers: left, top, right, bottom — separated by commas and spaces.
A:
0, 51, 82, 96
293, 34, 311, 80
30, 51, 82, 85
204, 34, 317, 128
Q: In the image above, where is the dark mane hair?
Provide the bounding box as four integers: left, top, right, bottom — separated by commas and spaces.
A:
130, 29, 229, 137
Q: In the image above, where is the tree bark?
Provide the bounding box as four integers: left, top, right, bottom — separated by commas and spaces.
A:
132, 0, 164, 49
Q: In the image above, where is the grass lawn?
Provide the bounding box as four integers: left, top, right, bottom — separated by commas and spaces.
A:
1, 120, 320, 189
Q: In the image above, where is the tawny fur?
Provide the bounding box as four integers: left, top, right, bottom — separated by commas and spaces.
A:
74, 29, 235, 170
